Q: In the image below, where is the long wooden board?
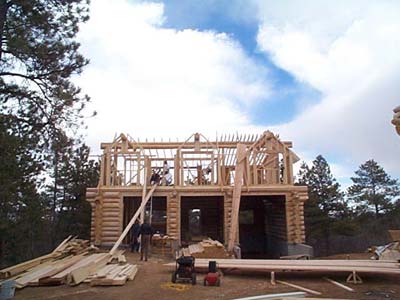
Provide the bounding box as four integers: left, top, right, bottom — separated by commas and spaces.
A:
227, 144, 246, 251
110, 184, 157, 255
165, 259, 400, 275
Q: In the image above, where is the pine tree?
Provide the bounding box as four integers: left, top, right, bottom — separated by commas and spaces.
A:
43, 141, 99, 245
348, 160, 400, 218
297, 155, 350, 255
0, 0, 92, 266
0, 1, 91, 144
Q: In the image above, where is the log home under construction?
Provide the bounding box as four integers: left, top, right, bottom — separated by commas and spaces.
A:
86, 131, 312, 258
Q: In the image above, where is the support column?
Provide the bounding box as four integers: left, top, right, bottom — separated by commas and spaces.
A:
167, 192, 180, 241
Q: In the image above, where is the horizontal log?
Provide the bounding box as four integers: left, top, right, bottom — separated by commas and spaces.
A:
102, 217, 119, 222
102, 222, 120, 227
103, 192, 121, 198
103, 203, 121, 208
87, 192, 99, 198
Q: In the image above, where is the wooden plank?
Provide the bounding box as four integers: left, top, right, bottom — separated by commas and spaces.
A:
67, 253, 110, 286
164, 258, 400, 275
109, 183, 157, 255
0, 253, 57, 280
231, 292, 306, 300
227, 143, 247, 251
276, 280, 322, 296
323, 277, 355, 292
52, 236, 73, 253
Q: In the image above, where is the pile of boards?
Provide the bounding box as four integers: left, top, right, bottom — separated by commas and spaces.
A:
174, 258, 400, 275
0, 236, 138, 288
371, 230, 400, 260
178, 239, 232, 258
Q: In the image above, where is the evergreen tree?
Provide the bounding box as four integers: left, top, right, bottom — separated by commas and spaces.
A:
0, 117, 48, 267
348, 160, 400, 218
43, 141, 99, 245
0, 0, 91, 144
297, 155, 350, 255
0, 0, 93, 266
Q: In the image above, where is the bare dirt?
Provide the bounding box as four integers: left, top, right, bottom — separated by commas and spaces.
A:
14, 252, 400, 300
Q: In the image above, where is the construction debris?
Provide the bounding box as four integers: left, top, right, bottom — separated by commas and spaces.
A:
0, 237, 138, 289
369, 229, 400, 260
178, 239, 232, 259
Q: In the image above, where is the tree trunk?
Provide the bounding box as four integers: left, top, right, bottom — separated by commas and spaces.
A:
375, 203, 379, 218
0, 0, 10, 61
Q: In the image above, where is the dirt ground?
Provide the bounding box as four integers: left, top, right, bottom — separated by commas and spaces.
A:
14, 252, 400, 300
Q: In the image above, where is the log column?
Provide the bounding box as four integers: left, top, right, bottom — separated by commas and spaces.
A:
100, 191, 122, 245
167, 192, 180, 240
285, 192, 307, 244
224, 191, 233, 244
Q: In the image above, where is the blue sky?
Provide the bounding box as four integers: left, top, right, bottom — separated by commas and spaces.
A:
158, 0, 320, 126
77, 0, 400, 186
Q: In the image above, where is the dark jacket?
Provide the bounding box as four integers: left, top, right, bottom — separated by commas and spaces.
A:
132, 223, 141, 238
140, 223, 153, 235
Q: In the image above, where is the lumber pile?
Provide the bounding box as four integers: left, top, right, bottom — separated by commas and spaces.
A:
178, 239, 232, 259
88, 264, 138, 286
370, 230, 400, 260
0, 237, 138, 288
373, 241, 400, 261
165, 258, 400, 276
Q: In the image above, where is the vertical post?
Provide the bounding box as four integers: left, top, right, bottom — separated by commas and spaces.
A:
136, 157, 141, 186
174, 154, 179, 186
179, 150, 184, 186
227, 143, 246, 252
105, 147, 111, 186
145, 156, 151, 186
282, 147, 288, 184
140, 167, 147, 224
211, 152, 215, 184
113, 151, 118, 186
287, 151, 294, 184
99, 154, 105, 186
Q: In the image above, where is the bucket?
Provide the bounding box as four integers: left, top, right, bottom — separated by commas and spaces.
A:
0, 280, 16, 300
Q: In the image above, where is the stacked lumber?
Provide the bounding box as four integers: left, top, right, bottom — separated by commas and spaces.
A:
374, 242, 400, 261
0, 237, 138, 288
88, 264, 138, 286
165, 258, 400, 276
178, 239, 232, 258
370, 231, 400, 260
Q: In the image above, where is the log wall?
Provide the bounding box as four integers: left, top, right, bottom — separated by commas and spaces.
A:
167, 194, 180, 239
286, 191, 307, 244
86, 186, 308, 247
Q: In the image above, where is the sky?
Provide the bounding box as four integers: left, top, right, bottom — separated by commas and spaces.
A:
75, 0, 400, 187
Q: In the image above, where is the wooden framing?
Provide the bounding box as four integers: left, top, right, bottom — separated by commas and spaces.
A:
86, 131, 309, 254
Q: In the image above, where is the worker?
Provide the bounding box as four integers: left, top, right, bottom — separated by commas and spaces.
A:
163, 160, 170, 174
131, 220, 141, 253
150, 169, 161, 185
140, 220, 153, 261
164, 170, 173, 186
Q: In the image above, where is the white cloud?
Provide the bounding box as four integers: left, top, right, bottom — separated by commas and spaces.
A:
255, 0, 400, 175
76, 0, 270, 152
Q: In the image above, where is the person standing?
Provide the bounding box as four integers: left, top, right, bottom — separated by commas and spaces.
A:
140, 220, 153, 261
131, 220, 141, 252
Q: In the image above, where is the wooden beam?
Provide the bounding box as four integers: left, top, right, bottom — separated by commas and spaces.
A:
101, 141, 294, 150
227, 143, 247, 251
276, 280, 322, 296
109, 183, 157, 255
323, 277, 355, 292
